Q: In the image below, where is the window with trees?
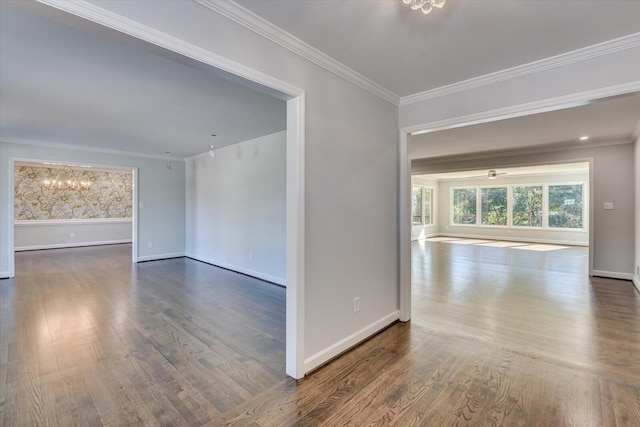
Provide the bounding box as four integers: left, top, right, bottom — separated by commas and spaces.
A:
512, 186, 543, 227
481, 187, 507, 226
453, 188, 476, 225
412, 186, 434, 226
548, 184, 583, 229
450, 183, 584, 230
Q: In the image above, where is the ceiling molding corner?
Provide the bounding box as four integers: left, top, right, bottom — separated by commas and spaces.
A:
400, 33, 640, 107
194, 0, 400, 106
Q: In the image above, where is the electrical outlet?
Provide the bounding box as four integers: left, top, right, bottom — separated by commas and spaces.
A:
603, 202, 614, 210
70, 232, 75, 238
139, 202, 145, 209
353, 297, 360, 313
148, 242, 153, 249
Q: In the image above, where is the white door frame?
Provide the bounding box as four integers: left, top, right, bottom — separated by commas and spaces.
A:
34, 0, 307, 379
398, 83, 640, 321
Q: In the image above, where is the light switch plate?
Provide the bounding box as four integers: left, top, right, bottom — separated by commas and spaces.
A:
604, 202, 614, 210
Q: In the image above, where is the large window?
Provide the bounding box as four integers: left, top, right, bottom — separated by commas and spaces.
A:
548, 184, 583, 229
412, 187, 423, 225
481, 187, 507, 226
424, 188, 433, 225
512, 186, 543, 227
453, 188, 476, 225
450, 182, 584, 230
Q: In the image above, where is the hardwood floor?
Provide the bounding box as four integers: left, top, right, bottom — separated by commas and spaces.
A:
1, 241, 639, 426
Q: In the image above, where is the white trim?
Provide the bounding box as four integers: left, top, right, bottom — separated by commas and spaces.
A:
633, 276, 640, 294
3, 137, 185, 161
14, 218, 132, 226
592, 270, 634, 281
437, 233, 588, 247
411, 232, 438, 242
399, 130, 411, 322
136, 252, 185, 262
195, 0, 399, 106
0, 271, 10, 279
303, 311, 399, 374
401, 33, 640, 106
186, 131, 286, 160
185, 252, 285, 286
16, 240, 132, 252
405, 82, 640, 136
37, 0, 303, 98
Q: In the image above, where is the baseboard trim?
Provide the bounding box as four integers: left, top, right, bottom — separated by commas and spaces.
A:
185, 252, 286, 287
412, 232, 438, 242
633, 276, 640, 294
592, 270, 634, 281
438, 233, 588, 247
137, 252, 185, 262
0, 270, 10, 279
303, 310, 400, 375
15, 239, 132, 252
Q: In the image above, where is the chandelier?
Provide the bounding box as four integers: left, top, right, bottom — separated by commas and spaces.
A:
43, 165, 91, 191
403, 0, 446, 15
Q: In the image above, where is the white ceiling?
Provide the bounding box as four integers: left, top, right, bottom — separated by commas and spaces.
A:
418, 162, 590, 181
410, 93, 640, 160
0, 2, 286, 158
235, 0, 640, 97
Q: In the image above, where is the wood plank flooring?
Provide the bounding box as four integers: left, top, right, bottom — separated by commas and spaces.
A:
1, 241, 639, 426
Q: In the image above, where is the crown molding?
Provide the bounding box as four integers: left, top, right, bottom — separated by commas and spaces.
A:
186, 130, 286, 160
36, 0, 304, 98
401, 33, 640, 107
2, 137, 185, 161
194, 0, 400, 106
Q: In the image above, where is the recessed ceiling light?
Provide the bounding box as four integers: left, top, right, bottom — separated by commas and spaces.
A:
579, 136, 589, 141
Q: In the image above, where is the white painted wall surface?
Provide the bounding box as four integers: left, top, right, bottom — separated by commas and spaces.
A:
411, 176, 437, 241
86, 1, 399, 367
0, 140, 186, 277
185, 132, 286, 286
435, 172, 589, 246
14, 219, 132, 250
412, 142, 635, 276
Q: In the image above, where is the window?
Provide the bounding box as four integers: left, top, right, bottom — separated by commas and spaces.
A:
512, 186, 543, 227
412, 186, 435, 226
481, 187, 507, 226
549, 184, 583, 229
453, 188, 476, 225
424, 188, 433, 225
412, 187, 423, 225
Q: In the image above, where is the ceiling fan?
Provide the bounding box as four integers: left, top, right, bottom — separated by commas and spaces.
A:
469, 169, 508, 179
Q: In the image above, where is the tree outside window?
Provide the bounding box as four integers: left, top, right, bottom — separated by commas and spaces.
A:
513, 186, 543, 227
481, 187, 507, 226
549, 184, 583, 229
424, 188, 433, 225
453, 188, 476, 224
412, 187, 423, 225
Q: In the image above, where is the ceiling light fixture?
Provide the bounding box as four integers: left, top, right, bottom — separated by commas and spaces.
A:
43, 164, 91, 191
579, 136, 589, 141
402, 0, 446, 15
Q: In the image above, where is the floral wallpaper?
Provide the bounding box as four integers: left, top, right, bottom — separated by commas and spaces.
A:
14, 165, 133, 220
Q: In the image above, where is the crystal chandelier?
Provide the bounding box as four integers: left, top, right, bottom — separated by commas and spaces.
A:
402, 0, 446, 15
43, 165, 91, 191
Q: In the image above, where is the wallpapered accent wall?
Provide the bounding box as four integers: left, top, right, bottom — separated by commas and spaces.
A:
14, 165, 133, 220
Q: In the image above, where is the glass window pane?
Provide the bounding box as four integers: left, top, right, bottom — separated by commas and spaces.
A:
412, 187, 423, 225
453, 188, 476, 225
424, 188, 433, 225
549, 184, 583, 229
512, 186, 543, 227
481, 187, 507, 225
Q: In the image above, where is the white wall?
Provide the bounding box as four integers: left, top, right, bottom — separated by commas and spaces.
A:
411, 176, 437, 240
412, 142, 635, 277
0, 140, 186, 277
435, 172, 589, 246
86, 1, 399, 369
14, 219, 131, 250
186, 132, 286, 285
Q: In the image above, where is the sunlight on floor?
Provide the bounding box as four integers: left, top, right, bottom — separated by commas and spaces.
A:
424, 237, 574, 252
